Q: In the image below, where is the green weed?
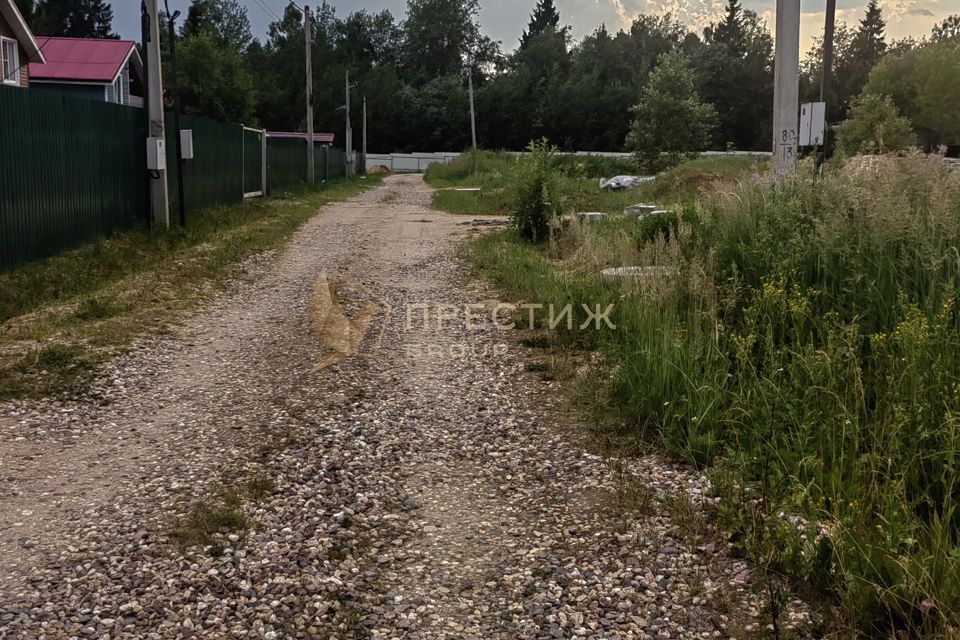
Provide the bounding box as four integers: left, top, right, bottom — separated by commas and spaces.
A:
470, 152, 960, 637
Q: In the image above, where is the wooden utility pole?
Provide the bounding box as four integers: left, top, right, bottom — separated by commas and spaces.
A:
142, 0, 169, 228
820, 0, 836, 105
362, 96, 367, 164
304, 5, 315, 183
467, 64, 477, 150
164, 0, 186, 226
818, 0, 837, 166
772, 0, 800, 171
345, 71, 353, 178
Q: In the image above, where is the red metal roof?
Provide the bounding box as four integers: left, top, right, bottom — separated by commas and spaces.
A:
29, 37, 136, 83
268, 132, 336, 144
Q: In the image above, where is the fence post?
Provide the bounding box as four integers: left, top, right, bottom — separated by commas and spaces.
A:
261, 129, 267, 196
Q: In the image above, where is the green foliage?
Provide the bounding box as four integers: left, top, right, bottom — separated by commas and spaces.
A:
14, 0, 32, 22
836, 93, 915, 156
694, 0, 773, 150
520, 0, 562, 48
507, 140, 561, 242
801, 0, 888, 122
182, 0, 252, 50
402, 0, 498, 82
863, 42, 960, 148
176, 29, 255, 124
625, 51, 716, 173
472, 154, 960, 636
30, 0, 115, 38
931, 14, 960, 42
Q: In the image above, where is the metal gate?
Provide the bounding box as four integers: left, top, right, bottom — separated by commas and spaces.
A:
242, 127, 266, 198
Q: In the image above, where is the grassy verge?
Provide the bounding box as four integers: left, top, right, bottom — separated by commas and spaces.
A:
469, 152, 960, 637
0, 176, 382, 400
426, 149, 766, 216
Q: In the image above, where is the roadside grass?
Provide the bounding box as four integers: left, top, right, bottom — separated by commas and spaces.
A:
0, 176, 383, 400
469, 152, 960, 637
427, 149, 766, 217
431, 187, 509, 216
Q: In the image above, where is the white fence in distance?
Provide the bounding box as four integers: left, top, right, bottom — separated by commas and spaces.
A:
365, 150, 772, 174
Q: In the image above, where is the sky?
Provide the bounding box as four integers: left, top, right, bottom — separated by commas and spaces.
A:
115, 0, 953, 54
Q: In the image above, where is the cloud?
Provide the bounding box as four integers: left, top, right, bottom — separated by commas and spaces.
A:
605, 0, 729, 33
610, 0, 632, 26
907, 7, 935, 15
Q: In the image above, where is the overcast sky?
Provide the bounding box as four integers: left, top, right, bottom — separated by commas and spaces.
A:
115, 0, 951, 53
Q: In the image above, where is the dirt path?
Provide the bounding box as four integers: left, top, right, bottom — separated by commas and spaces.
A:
0, 175, 811, 638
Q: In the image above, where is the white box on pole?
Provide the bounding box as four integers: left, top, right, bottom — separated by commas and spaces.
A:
180, 129, 194, 160
799, 102, 826, 147
146, 137, 166, 171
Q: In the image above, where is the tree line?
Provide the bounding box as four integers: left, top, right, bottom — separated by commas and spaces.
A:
14, 0, 960, 154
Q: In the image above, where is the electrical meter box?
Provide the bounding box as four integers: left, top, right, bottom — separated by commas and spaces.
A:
799, 102, 826, 147
180, 129, 195, 160
146, 137, 166, 171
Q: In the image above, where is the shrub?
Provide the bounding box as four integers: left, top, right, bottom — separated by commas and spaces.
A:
836, 93, 915, 156
863, 41, 960, 148
507, 139, 561, 242
625, 50, 716, 173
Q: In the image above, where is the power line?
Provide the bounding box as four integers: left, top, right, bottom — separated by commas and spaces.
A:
250, 0, 282, 22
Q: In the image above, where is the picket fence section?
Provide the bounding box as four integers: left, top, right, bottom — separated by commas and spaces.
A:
0, 85, 360, 270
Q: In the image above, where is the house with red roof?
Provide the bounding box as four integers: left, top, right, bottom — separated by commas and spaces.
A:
29, 37, 143, 107
0, 0, 45, 88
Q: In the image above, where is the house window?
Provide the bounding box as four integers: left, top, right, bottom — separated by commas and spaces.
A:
1, 38, 19, 86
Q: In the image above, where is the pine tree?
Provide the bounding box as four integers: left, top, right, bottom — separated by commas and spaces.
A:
708, 0, 745, 51
520, 0, 560, 47
834, 0, 886, 114
31, 0, 116, 38
850, 0, 886, 64
627, 50, 716, 171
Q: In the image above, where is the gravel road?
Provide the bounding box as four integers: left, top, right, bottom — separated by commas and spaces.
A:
0, 175, 812, 639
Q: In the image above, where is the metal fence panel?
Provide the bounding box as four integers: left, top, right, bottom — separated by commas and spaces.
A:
1, 87, 365, 271
327, 148, 347, 180
313, 144, 328, 182
243, 128, 264, 196
0, 85, 146, 270
266, 137, 308, 192
165, 112, 244, 221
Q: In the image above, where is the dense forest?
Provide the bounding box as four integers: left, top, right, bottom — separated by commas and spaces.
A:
14, 0, 960, 153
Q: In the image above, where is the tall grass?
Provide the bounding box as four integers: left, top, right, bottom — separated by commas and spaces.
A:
472, 153, 960, 636
428, 150, 765, 217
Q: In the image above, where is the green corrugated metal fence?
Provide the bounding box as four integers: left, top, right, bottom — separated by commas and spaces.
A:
1, 85, 361, 270
266, 138, 308, 192
0, 84, 147, 270
165, 113, 245, 221
267, 141, 357, 193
